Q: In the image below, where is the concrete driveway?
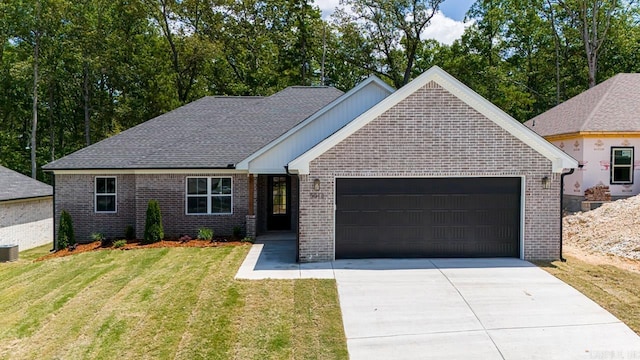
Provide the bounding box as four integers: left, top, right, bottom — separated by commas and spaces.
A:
236, 237, 640, 359
335, 258, 640, 360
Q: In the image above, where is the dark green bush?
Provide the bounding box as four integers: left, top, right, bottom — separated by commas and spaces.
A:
143, 200, 164, 244
124, 225, 135, 240
232, 225, 242, 238
57, 210, 76, 250
241, 237, 254, 244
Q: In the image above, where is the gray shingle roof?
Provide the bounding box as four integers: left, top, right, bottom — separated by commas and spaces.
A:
524, 74, 640, 136
0, 165, 53, 201
43, 86, 343, 170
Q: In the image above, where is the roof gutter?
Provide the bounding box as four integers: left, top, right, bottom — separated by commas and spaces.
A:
0, 195, 53, 205
43, 166, 237, 172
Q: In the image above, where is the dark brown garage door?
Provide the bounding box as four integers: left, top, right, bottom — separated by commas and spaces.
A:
335, 177, 521, 259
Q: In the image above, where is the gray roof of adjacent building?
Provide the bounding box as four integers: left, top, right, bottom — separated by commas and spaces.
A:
43, 86, 344, 170
524, 74, 640, 137
0, 165, 53, 201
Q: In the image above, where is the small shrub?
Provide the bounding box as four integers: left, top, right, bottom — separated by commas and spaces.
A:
232, 225, 243, 238
143, 199, 164, 244
92, 232, 110, 247
179, 234, 192, 242
124, 225, 135, 240
241, 237, 255, 244
113, 239, 127, 248
57, 210, 76, 250
197, 227, 214, 241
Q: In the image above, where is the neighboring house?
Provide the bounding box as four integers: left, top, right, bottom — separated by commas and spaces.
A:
44, 67, 577, 261
0, 165, 53, 251
525, 74, 640, 211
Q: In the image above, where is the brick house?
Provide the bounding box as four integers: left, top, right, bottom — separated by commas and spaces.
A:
0, 165, 53, 251
525, 74, 640, 211
44, 67, 577, 261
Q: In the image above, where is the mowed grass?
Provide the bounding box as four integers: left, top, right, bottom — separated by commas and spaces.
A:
536, 255, 640, 335
0, 245, 347, 360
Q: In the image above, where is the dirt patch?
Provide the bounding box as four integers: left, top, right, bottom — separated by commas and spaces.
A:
564, 244, 640, 274
563, 195, 640, 260
37, 238, 250, 262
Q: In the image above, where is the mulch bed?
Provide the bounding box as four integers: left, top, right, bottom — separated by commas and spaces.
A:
36, 237, 250, 262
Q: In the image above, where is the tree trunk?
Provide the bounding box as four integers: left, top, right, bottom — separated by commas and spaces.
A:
84, 62, 91, 146
48, 80, 55, 161
545, 0, 562, 104
31, 31, 39, 179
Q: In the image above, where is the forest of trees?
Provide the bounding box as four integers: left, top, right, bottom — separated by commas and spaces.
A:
1, 0, 639, 182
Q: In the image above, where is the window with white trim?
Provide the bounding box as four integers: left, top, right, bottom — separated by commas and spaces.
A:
95, 177, 117, 213
186, 177, 232, 214
611, 147, 634, 184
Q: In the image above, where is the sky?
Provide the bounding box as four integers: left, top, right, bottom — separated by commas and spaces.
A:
314, 0, 475, 45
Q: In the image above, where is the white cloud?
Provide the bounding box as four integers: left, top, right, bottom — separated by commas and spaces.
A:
421, 11, 471, 45
314, 0, 341, 19
313, 0, 470, 46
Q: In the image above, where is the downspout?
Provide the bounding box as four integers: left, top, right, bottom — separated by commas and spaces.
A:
559, 167, 577, 262
284, 166, 300, 262
50, 173, 56, 252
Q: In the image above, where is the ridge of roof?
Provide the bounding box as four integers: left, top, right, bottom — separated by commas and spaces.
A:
44, 86, 343, 171
211, 95, 264, 99
525, 73, 640, 136
580, 74, 621, 131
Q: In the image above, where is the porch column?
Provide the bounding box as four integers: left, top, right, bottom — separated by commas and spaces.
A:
246, 174, 256, 239
248, 174, 255, 216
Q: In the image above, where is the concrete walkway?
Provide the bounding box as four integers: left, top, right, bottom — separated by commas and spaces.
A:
235, 233, 335, 279
236, 237, 640, 359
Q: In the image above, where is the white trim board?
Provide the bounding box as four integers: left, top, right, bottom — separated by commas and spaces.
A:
331, 175, 526, 261
51, 169, 247, 175
288, 66, 578, 175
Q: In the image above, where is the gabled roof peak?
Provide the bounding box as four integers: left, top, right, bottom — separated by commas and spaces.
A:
288, 66, 577, 174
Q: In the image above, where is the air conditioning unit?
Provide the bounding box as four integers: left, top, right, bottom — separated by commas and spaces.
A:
0, 244, 18, 262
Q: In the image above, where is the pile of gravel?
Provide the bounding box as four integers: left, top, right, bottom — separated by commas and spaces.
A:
564, 195, 640, 260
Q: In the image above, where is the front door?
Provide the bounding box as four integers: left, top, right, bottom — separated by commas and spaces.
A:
267, 175, 291, 230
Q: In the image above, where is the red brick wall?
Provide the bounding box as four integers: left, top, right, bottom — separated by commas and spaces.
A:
54, 173, 250, 242
298, 81, 560, 262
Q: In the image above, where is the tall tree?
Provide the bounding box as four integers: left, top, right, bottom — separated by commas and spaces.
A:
556, 0, 620, 87
144, 0, 210, 103
332, 0, 444, 88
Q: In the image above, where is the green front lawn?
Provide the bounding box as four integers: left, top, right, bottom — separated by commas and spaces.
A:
0, 245, 347, 360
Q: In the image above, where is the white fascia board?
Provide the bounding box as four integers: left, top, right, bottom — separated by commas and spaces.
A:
51, 168, 249, 175
289, 66, 578, 175
0, 195, 53, 205
236, 76, 395, 172
249, 168, 288, 174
